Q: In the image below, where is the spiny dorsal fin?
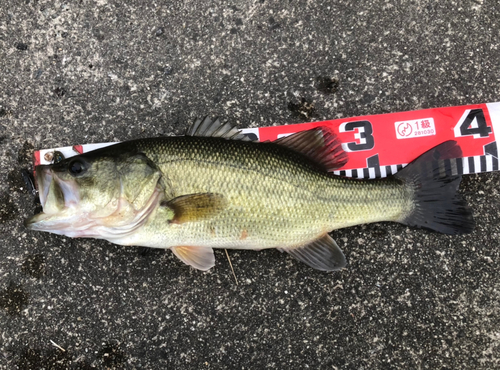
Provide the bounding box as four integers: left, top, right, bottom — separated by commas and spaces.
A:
274, 127, 348, 172
171, 246, 215, 271
186, 117, 252, 141
161, 193, 226, 224
279, 234, 346, 271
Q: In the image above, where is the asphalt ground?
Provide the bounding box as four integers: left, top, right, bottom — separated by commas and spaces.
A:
1, 0, 500, 369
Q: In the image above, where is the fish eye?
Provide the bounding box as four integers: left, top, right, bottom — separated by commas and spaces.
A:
68, 159, 87, 177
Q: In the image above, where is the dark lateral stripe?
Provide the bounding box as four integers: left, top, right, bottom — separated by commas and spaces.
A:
493, 156, 499, 171
351, 169, 358, 178
386, 166, 392, 176
363, 168, 369, 178
339, 170, 346, 177
396, 164, 403, 172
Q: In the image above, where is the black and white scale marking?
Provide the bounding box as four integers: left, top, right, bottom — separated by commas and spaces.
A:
333, 142, 498, 179
333, 164, 406, 179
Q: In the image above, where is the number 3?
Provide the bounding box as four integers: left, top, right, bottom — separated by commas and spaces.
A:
339, 120, 375, 152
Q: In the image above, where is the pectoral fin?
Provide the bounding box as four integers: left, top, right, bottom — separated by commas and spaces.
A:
171, 246, 215, 271
162, 193, 226, 224
279, 234, 346, 271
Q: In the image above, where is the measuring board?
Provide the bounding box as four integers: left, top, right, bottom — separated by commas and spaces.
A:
34, 102, 500, 179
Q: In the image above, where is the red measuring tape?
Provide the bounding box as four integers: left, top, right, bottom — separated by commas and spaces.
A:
34, 102, 500, 178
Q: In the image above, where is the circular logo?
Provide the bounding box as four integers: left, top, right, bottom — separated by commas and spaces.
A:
397, 122, 412, 137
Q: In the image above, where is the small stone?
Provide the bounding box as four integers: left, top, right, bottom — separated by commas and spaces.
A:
316, 76, 339, 94
33, 69, 43, 79
15, 42, 28, 51
268, 17, 280, 30
54, 87, 66, 98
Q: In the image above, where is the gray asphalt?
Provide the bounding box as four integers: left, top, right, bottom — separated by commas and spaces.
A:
1, 0, 500, 369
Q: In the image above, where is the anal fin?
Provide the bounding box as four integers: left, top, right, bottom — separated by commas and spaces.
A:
171, 246, 215, 271
279, 234, 346, 271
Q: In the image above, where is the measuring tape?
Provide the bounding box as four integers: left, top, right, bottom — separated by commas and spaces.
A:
34, 102, 500, 179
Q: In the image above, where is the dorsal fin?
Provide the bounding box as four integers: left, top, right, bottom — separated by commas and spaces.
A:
274, 126, 348, 172
186, 117, 252, 141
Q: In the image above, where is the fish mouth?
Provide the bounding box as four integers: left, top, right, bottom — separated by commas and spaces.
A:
36, 165, 53, 210
25, 166, 80, 231
25, 165, 162, 240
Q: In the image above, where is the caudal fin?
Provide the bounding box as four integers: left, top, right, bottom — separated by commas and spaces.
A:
395, 141, 474, 235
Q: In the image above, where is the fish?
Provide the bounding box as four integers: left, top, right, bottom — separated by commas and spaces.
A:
25, 117, 474, 271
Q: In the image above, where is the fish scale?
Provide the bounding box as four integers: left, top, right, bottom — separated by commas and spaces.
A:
25, 118, 473, 271
133, 136, 409, 249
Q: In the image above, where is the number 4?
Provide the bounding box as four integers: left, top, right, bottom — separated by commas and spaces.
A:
454, 109, 492, 139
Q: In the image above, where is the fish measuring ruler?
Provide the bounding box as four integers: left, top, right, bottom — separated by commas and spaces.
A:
34, 102, 500, 179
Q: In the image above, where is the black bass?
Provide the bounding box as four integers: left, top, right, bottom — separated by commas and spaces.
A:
25, 118, 474, 271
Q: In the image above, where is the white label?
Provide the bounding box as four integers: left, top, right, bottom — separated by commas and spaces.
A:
276, 133, 294, 139
240, 127, 260, 140
38, 143, 117, 165
395, 118, 436, 139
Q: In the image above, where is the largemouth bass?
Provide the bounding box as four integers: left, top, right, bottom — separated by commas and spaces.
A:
25, 118, 474, 271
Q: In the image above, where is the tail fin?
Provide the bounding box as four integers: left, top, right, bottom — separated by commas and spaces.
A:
395, 141, 474, 235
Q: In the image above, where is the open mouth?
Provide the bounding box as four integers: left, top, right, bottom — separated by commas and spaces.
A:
25, 165, 162, 240
36, 165, 53, 210
35, 165, 80, 213
24, 166, 81, 231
